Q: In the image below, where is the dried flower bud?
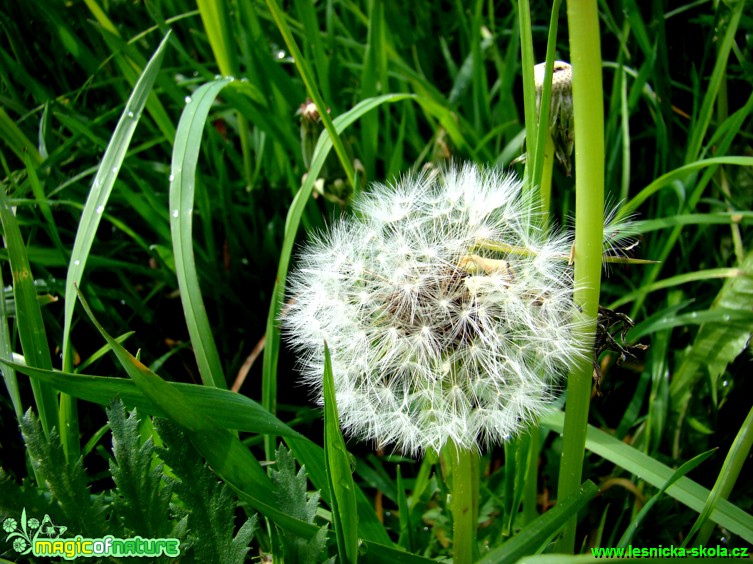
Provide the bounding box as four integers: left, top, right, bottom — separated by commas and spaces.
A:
534, 61, 574, 175
297, 99, 354, 206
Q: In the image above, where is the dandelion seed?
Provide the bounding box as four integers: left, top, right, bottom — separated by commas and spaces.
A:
284, 163, 586, 456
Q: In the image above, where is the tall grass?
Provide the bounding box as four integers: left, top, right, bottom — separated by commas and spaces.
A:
1, 1, 752, 561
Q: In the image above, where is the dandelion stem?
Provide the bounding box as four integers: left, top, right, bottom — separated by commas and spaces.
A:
555, 0, 604, 553
444, 441, 478, 564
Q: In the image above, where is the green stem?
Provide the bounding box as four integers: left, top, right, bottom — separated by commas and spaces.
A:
444, 441, 479, 564
517, 0, 537, 191
532, 0, 562, 217
539, 131, 555, 216
523, 428, 541, 525
555, 0, 604, 553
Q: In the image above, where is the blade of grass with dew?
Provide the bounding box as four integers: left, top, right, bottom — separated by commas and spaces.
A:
687, 404, 753, 547
625, 97, 753, 316
607, 267, 745, 309
555, 0, 605, 553
196, 0, 255, 188
477, 481, 599, 564
542, 411, 753, 543
616, 448, 716, 548
628, 308, 753, 342
618, 156, 753, 220
323, 342, 359, 563
82, 0, 175, 142
59, 31, 171, 461
61, 32, 171, 372
0, 189, 58, 438
169, 77, 237, 389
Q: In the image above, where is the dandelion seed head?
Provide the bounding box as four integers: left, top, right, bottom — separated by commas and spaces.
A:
284, 163, 586, 456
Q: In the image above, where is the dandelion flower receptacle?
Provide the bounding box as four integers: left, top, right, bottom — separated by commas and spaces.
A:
284, 163, 585, 457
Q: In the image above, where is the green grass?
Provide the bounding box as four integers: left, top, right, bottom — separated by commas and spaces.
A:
1, 0, 752, 561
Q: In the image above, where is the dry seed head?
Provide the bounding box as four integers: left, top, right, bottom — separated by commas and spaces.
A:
284, 163, 586, 456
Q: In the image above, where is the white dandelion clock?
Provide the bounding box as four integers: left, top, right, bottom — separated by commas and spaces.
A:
284, 163, 586, 456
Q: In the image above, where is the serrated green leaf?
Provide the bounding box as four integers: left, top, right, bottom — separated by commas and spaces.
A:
18, 410, 104, 537
271, 445, 321, 523
0, 469, 64, 525
155, 420, 257, 563
670, 249, 753, 410
270, 445, 329, 562
0, 357, 392, 546
106, 398, 172, 538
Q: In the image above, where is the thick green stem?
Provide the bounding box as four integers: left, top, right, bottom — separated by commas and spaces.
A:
444, 442, 479, 563
555, 0, 604, 553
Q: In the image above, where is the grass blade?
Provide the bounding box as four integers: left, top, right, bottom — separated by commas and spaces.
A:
478, 481, 599, 564
73, 288, 319, 539
616, 448, 716, 548
323, 342, 359, 563
169, 77, 235, 389
687, 404, 753, 547
542, 411, 753, 543
62, 31, 172, 369
0, 189, 58, 437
